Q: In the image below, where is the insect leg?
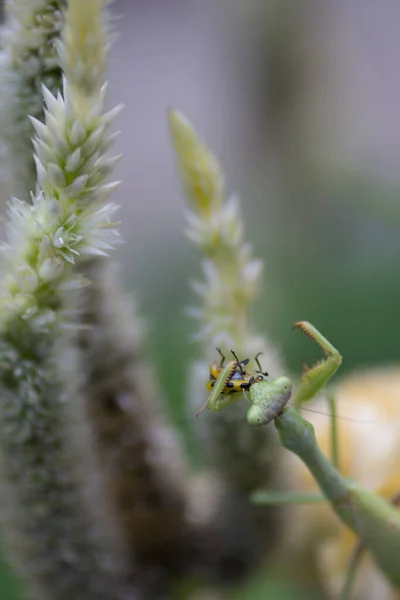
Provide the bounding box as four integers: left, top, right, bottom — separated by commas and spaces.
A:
254, 352, 263, 372
230, 350, 245, 376
216, 347, 225, 367
195, 398, 210, 419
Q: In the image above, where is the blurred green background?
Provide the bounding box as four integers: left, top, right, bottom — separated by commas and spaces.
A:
2, 0, 400, 597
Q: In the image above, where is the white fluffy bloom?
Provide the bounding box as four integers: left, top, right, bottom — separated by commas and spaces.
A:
169, 109, 282, 368
0, 1, 121, 333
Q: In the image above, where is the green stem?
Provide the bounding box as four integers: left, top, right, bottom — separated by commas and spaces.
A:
327, 391, 339, 469
275, 408, 400, 588
338, 490, 400, 600
338, 542, 364, 600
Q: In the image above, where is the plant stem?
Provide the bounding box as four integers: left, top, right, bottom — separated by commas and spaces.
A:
327, 391, 339, 469
338, 541, 364, 600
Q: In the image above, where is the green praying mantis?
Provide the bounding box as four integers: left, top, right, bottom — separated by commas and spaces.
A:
197, 320, 342, 424
199, 322, 400, 596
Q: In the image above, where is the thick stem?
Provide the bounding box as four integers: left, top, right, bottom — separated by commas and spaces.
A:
0, 325, 133, 600
77, 261, 201, 593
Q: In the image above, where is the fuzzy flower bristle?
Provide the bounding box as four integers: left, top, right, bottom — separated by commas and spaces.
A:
0, 1, 66, 199
56, 0, 108, 104
0, 2, 122, 329
0, 76, 121, 330
169, 109, 224, 215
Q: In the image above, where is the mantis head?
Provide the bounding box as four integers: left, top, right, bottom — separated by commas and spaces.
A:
246, 375, 292, 426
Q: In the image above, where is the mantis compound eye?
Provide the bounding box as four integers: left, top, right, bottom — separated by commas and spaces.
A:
274, 376, 292, 393
246, 404, 265, 426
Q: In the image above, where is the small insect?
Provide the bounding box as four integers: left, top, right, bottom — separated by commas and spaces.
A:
196, 349, 267, 419
206, 348, 249, 392
206, 348, 266, 392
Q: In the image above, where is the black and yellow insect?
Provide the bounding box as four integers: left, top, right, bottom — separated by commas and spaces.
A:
196, 349, 268, 418
206, 348, 253, 393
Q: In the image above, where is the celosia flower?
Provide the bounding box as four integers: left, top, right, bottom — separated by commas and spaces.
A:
0, 75, 121, 330
0, 3, 129, 598
169, 109, 278, 364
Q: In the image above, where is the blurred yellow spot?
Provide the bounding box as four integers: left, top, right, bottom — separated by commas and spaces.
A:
169, 110, 224, 215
